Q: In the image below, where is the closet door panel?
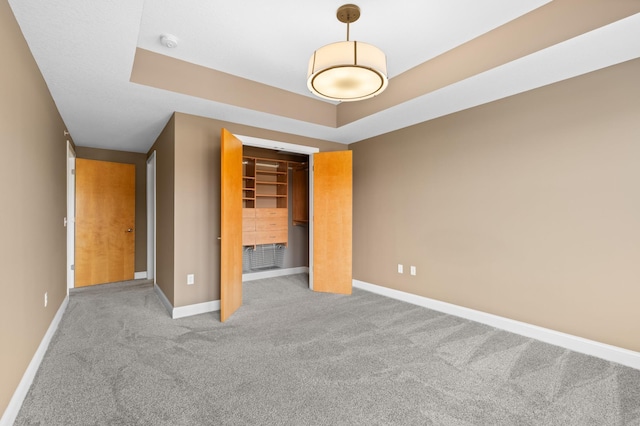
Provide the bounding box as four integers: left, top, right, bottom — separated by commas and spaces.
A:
313, 150, 352, 294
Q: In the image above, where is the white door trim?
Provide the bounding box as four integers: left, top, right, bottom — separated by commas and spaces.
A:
308, 155, 314, 291
237, 136, 320, 156
235, 135, 319, 290
66, 140, 76, 291
146, 151, 156, 282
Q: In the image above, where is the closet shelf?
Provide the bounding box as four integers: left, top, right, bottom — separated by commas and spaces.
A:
255, 170, 286, 176
256, 181, 287, 185
243, 155, 289, 247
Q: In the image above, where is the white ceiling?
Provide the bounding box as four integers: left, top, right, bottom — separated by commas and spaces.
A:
8, 0, 640, 153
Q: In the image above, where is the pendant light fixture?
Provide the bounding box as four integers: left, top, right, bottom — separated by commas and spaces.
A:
307, 4, 388, 102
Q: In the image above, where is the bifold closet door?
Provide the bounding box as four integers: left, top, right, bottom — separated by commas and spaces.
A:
313, 150, 352, 294
220, 128, 243, 322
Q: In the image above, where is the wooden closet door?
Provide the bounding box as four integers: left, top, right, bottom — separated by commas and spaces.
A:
220, 129, 243, 321
75, 159, 135, 287
313, 150, 352, 294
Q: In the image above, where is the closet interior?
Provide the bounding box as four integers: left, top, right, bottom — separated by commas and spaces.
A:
241, 146, 309, 274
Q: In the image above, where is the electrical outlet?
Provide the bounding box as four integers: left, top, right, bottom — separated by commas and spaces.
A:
44, 292, 48, 307
187, 274, 195, 285
397, 264, 403, 274
410, 266, 416, 276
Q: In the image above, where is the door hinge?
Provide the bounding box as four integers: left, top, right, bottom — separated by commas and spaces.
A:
70, 264, 74, 271
71, 169, 75, 175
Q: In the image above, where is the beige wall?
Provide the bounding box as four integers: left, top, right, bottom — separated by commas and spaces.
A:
172, 113, 219, 307
151, 112, 344, 308
0, 2, 68, 417
3, 1, 637, 421
148, 116, 176, 304
75, 147, 148, 273
350, 58, 640, 352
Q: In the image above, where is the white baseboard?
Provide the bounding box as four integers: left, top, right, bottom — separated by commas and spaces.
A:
153, 268, 309, 320
154, 268, 308, 320
134, 271, 147, 280
153, 283, 221, 319
353, 279, 640, 371
153, 283, 174, 317
172, 267, 308, 318
1, 295, 69, 426
243, 266, 309, 282
173, 300, 221, 319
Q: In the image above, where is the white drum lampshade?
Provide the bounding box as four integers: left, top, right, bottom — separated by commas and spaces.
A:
307, 40, 388, 102
307, 4, 388, 102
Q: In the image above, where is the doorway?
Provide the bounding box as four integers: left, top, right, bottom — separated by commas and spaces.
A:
221, 130, 353, 321
240, 147, 309, 276
66, 141, 76, 292
75, 159, 136, 287
236, 135, 319, 289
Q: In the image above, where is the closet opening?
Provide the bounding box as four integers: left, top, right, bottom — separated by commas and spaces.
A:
237, 135, 319, 286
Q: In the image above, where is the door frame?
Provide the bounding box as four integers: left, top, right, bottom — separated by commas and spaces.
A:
146, 151, 156, 282
66, 140, 76, 292
236, 135, 319, 290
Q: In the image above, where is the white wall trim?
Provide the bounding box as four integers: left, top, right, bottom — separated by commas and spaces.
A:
66, 140, 76, 292
153, 283, 173, 317
154, 283, 221, 319
153, 266, 309, 319
243, 266, 309, 282
172, 300, 221, 319
308, 154, 314, 291
353, 279, 640, 370
1, 295, 69, 426
146, 151, 156, 282
154, 268, 309, 320
169, 267, 309, 319
134, 271, 148, 280
234, 133, 318, 290
236, 135, 319, 155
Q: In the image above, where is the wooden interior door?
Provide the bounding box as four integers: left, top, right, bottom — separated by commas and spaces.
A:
75, 159, 135, 287
220, 129, 243, 321
313, 150, 353, 294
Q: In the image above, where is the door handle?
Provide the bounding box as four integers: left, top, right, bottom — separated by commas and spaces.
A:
126, 228, 133, 233
217, 236, 222, 240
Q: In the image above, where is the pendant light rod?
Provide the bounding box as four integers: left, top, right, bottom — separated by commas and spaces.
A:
337, 4, 361, 42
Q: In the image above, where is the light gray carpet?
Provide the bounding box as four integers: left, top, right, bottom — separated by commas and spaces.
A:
15, 274, 640, 425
